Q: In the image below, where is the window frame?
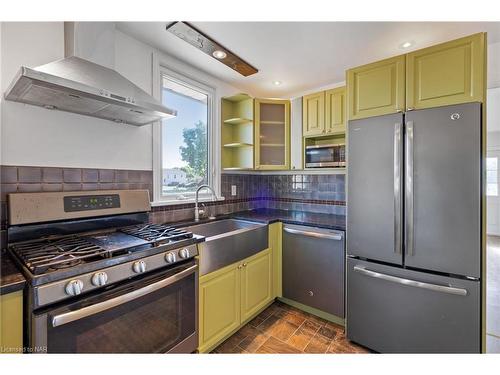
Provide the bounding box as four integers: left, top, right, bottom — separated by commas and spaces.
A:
152, 63, 220, 205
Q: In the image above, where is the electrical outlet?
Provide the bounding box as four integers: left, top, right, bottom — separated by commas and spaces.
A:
231, 185, 237, 196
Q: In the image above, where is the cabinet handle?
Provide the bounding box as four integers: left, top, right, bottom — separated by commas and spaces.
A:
237, 264, 243, 269
396, 109, 403, 113
407, 107, 415, 111
243, 263, 247, 267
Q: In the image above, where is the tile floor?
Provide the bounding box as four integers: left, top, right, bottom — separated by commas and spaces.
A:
487, 236, 500, 353
212, 300, 370, 354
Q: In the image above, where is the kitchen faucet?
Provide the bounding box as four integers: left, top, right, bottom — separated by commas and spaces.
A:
195, 184, 217, 221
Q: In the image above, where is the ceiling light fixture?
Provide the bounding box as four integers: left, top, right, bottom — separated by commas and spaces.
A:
400, 41, 414, 49
166, 22, 258, 77
273, 81, 282, 86
212, 50, 227, 59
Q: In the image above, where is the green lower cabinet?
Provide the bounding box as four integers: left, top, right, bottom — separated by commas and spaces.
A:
199, 264, 241, 353
241, 250, 272, 322
198, 248, 273, 353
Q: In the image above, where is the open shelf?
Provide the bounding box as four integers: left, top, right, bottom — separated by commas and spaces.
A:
222, 93, 255, 170
224, 117, 253, 125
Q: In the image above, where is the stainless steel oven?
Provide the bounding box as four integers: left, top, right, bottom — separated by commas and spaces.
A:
31, 260, 198, 353
305, 143, 346, 168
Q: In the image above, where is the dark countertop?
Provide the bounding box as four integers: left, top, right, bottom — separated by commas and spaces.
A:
0, 251, 26, 295
231, 208, 346, 231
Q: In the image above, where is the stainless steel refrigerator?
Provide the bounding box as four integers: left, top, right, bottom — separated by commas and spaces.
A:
346, 102, 482, 353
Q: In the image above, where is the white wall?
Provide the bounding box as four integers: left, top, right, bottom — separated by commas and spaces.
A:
0, 23, 241, 171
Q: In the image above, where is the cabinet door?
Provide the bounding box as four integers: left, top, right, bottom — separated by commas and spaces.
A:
302, 92, 325, 136
0, 291, 23, 353
255, 99, 290, 170
240, 249, 272, 322
325, 87, 346, 134
347, 55, 405, 120
406, 33, 485, 110
199, 264, 240, 352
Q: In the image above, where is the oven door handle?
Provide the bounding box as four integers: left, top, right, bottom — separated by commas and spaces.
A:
51, 264, 198, 328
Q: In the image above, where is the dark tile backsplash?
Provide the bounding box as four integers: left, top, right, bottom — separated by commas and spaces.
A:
0, 165, 345, 245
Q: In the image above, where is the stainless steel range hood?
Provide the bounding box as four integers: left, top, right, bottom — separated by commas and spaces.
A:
4, 23, 176, 126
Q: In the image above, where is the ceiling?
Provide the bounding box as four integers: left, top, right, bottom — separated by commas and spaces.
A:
116, 22, 500, 98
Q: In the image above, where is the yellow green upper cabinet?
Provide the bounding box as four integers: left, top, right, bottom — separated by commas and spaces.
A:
347, 55, 406, 120
406, 33, 486, 110
302, 91, 325, 136
255, 99, 290, 170
198, 263, 240, 353
240, 249, 272, 322
325, 87, 346, 134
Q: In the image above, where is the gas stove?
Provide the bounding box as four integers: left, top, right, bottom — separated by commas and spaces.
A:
6, 189, 202, 353
7, 190, 203, 306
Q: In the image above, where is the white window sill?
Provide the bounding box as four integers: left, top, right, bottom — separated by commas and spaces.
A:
151, 196, 226, 207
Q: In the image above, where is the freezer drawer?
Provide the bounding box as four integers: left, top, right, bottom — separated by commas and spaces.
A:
282, 224, 345, 317
346, 258, 480, 353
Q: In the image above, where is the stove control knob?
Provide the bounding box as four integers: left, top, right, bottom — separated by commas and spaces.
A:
132, 260, 146, 274
91, 272, 108, 287
165, 252, 177, 264
65, 279, 84, 296
178, 248, 190, 259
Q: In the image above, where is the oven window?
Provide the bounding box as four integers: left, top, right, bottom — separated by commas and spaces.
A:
46, 267, 196, 353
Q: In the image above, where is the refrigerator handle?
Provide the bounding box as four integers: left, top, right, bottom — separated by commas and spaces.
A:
405, 121, 415, 256
394, 122, 402, 255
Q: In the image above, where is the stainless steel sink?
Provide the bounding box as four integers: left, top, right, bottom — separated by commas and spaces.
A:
182, 219, 268, 275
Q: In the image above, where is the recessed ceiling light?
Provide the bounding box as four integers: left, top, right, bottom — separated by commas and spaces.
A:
400, 41, 414, 49
273, 81, 282, 86
212, 50, 227, 59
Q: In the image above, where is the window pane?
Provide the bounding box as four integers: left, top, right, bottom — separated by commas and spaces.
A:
487, 157, 498, 197
161, 77, 208, 199
487, 157, 498, 171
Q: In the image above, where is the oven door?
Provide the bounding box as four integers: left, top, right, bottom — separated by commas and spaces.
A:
32, 261, 198, 353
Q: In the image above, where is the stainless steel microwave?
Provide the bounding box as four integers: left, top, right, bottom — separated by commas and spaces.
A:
305, 143, 346, 168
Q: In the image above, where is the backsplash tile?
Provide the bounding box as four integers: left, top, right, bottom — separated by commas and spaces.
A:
0, 164, 345, 233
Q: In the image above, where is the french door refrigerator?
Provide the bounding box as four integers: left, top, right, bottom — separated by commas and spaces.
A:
346, 102, 482, 353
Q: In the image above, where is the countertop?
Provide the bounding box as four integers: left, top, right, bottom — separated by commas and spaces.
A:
0, 251, 25, 295
231, 208, 346, 231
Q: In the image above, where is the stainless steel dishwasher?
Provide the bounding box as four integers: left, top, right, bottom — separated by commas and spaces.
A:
282, 224, 345, 318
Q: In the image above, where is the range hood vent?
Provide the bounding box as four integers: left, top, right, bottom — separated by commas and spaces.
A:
4, 25, 176, 126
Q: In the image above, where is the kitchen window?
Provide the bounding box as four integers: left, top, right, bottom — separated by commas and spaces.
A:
154, 67, 218, 203
487, 156, 498, 197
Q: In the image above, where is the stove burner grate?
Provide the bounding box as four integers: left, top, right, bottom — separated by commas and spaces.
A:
11, 236, 108, 275
120, 223, 193, 244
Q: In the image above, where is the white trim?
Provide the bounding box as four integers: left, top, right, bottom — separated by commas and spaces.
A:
152, 52, 220, 204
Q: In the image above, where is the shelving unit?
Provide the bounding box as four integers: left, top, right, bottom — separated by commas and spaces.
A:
221, 94, 255, 170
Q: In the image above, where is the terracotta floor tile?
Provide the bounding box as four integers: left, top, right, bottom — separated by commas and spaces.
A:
248, 315, 265, 328
317, 325, 338, 340
303, 332, 332, 354
269, 320, 300, 342
274, 309, 307, 326
301, 319, 322, 335
257, 315, 281, 335
258, 336, 301, 354
239, 332, 269, 352
287, 325, 316, 351
213, 301, 370, 355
